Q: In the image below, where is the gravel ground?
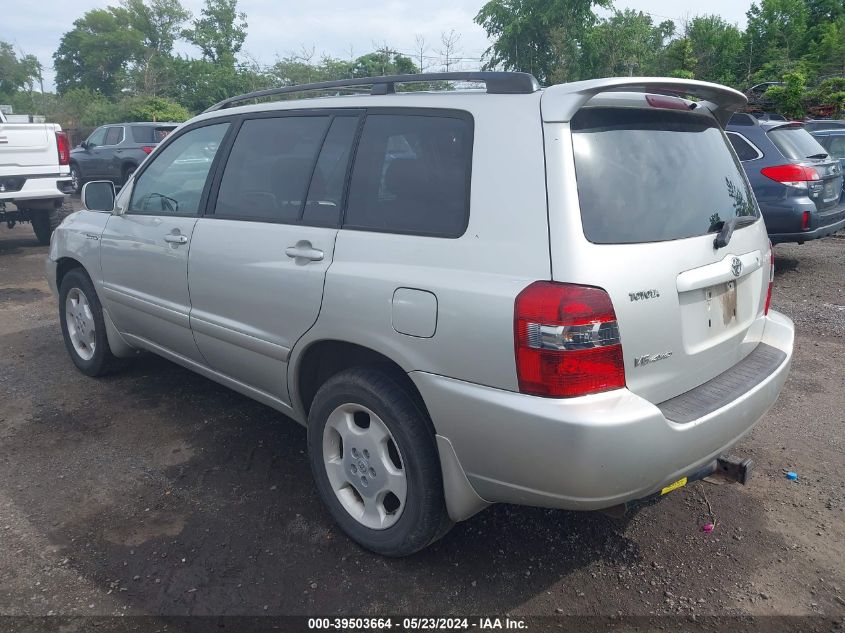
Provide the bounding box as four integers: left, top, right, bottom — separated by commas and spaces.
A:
0, 201, 843, 628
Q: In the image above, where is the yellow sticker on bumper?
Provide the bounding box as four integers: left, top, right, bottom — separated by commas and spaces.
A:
661, 477, 688, 495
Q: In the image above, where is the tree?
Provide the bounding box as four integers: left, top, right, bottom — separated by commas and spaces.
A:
663, 37, 698, 78
763, 71, 807, 117
475, 0, 612, 84
439, 30, 462, 72
580, 10, 673, 79
746, 0, 809, 68
685, 15, 744, 85
0, 42, 42, 97
121, 0, 191, 96
185, 0, 247, 66
54, 8, 145, 96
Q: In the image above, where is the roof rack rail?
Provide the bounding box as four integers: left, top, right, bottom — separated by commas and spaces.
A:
203, 71, 540, 113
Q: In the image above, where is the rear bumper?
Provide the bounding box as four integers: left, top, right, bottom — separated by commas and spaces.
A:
765, 198, 845, 244
0, 173, 70, 204
413, 310, 794, 515
770, 216, 845, 243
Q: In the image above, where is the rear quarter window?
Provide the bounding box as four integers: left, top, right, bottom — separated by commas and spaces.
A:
344, 112, 473, 238
572, 107, 759, 244
131, 125, 177, 144
727, 132, 762, 161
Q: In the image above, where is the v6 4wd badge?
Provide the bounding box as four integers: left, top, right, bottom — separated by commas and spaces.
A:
634, 351, 673, 368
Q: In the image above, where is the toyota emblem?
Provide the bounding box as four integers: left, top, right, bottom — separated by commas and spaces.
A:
731, 257, 743, 277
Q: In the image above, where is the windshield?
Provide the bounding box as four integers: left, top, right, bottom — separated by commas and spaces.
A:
767, 126, 828, 160
572, 107, 759, 244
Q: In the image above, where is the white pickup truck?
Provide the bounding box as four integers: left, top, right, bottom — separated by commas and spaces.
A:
0, 110, 73, 244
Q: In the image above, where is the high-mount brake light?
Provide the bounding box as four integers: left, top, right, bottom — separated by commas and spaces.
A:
514, 282, 626, 398
645, 94, 691, 110
55, 132, 70, 166
760, 164, 820, 189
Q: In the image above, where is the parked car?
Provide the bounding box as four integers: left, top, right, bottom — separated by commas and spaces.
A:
0, 109, 73, 244
809, 128, 845, 179
47, 73, 794, 556
69, 122, 178, 193
752, 112, 788, 122
726, 113, 845, 243
803, 119, 845, 134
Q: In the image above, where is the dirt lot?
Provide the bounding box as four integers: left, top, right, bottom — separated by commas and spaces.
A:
0, 201, 843, 626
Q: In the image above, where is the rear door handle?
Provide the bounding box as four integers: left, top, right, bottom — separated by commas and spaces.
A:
285, 241, 324, 262
164, 234, 188, 245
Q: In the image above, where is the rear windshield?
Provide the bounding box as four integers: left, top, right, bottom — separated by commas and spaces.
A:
131, 125, 176, 144
767, 126, 828, 160
572, 107, 758, 244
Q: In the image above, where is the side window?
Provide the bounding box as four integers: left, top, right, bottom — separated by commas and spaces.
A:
344, 113, 472, 237
129, 122, 229, 216
215, 116, 329, 222
827, 136, 845, 158
727, 132, 761, 161
87, 127, 107, 148
302, 116, 359, 226
104, 126, 123, 145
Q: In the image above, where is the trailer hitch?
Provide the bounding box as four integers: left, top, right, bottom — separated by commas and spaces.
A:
603, 453, 755, 518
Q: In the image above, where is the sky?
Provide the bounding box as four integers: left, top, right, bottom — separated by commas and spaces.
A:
1, 0, 756, 92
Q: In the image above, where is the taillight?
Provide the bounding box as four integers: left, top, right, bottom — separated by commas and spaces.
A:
760, 164, 820, 189
141, 146, 155, 154
55, 132, 70, 165
801, 210, 811, 231
764, 243, 774, 315
514, 282, 625, 398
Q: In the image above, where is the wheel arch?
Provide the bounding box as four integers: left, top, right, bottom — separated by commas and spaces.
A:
292, 338, 489, 523
293, 339, 431, 426
56, 257, 136, 358
56, 256, 85, 290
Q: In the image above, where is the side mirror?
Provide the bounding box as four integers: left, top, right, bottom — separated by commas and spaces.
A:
80, 140, 89, 149
81, 181, 115, 212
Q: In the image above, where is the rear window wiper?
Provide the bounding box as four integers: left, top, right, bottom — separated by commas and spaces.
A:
807, 153, 829, 159
713, 215, 757, 249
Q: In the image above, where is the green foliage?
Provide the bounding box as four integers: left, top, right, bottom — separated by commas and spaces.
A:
10, 0, 845, 133
474, 0, 613, 84
763, 71, 807, 117
579, 10, 674, 79
0, 42, 42, 97
54, 7, 145, 96
184, 0, 247, 66
117, 95, 191, 121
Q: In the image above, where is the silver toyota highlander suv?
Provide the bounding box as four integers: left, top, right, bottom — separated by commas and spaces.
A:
46, 73, 795, 556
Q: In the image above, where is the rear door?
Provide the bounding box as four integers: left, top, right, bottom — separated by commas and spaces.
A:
102, 125, 126, 180
187, 111, 359, 402
547, 99, 772, 404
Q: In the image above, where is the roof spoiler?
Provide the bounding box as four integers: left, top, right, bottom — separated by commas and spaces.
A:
541, 77, 747, 127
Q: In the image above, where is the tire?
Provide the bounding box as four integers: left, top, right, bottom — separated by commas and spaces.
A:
58, 268, 126, 377
122, 164, 137, 185
307, 367, 452, 557
70, 164, 82, 193
31, 209, 59, 246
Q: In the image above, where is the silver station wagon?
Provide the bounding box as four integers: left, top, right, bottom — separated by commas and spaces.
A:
46, 72, 794, 556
